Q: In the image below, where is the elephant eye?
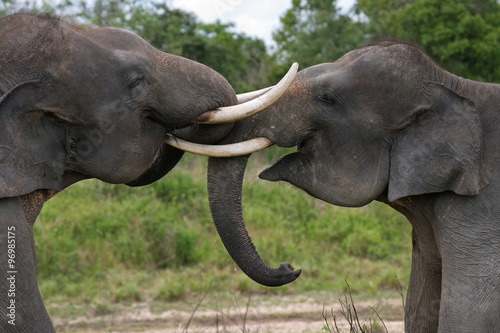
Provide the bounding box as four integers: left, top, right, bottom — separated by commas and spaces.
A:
316, 89, 337, 105
128, 73, 145, 89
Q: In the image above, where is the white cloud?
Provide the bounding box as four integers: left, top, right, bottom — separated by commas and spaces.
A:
171, 0, 231, 22
169, 0, 356, 46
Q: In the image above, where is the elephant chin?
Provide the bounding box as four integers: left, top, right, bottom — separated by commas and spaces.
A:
258, 156, 292, 182
259, 150, 310, 183
126, 143, 184, 187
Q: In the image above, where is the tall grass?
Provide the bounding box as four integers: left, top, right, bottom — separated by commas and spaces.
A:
34, 149, 412, 307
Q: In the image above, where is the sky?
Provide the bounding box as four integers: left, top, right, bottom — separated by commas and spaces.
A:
169, 0, 356, 47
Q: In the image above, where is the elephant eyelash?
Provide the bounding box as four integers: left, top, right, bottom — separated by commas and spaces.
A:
127, 68, 147, 89
128, 76, 145, 89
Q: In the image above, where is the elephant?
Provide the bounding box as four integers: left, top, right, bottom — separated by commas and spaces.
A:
170, 41, 500, 332
0, 13, 295, 332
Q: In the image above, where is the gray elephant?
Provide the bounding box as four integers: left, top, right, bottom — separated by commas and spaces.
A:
172, 41, 500, 332
0, 13, 295, 332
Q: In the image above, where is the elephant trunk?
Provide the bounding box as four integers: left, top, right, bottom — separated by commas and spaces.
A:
207, 155, 301, 287
150, 52, 239, 126
127, 52, 238, 187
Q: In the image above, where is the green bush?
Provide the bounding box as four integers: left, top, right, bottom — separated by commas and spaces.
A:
175, 230, 199, 266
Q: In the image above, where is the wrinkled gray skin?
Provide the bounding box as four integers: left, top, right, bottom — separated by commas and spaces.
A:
0, 14, 236, 332
207, 41, 500, 333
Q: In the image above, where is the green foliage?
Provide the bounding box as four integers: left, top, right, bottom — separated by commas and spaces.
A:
272, 0, 500, 82
357, 0, 500, 82
273, 0, 366, 68
197, 22, 273, 92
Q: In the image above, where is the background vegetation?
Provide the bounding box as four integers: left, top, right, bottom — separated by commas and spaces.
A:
2, 0, 500, 325
35, 152, 411, 311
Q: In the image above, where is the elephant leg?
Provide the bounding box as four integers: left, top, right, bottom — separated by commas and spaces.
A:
0, 197, 55, 332
405, 226, 441, 333
437, 237, 500, 332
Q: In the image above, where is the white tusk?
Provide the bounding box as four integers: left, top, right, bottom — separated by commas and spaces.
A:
165, 135, 274, 157
236, 86, 274, 104
195, 62, 298, 124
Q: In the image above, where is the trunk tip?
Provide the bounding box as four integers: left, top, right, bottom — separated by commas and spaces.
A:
278, 262, 302, 284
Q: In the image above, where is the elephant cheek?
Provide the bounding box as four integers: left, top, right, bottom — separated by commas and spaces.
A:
96, 119, 167, 184
134, 119, 167, 172
259, 151, 378, 207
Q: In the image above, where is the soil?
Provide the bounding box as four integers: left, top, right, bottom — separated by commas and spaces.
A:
51, 291, 405, 333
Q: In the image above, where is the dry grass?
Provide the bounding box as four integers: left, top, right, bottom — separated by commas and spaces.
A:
322, 281, 388, 333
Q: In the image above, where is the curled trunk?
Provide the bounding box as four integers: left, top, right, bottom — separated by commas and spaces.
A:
207, 155, 301, 287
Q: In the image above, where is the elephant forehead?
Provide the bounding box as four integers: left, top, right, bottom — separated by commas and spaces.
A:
286, 76, 312, 98
291, 63, 345, 96
335, 46, 375, 65
79, 25, 150, 51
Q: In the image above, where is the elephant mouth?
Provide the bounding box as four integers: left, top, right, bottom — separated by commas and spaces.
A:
297, 136, 313, 152
125, 111, 185, 187
163, 63, 299, 157
127, 63, 298, 187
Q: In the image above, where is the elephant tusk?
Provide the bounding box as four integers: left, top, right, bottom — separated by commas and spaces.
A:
195, 62, 298, 124
236, 85, 274, 104
165, 135, 274, 157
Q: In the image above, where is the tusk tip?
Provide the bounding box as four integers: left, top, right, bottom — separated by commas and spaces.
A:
194, 110, 216, 123
195, 62, 299, 124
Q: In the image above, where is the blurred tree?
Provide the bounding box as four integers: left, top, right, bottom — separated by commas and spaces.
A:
357, 0, 500, 82
125, 3, 204, 58
198, 22, 272, 92
0, 0, 59, 15
91, 0, 127, 26
0, 0, 12, 16
2, 0, 81, 16
273, 0, 366, 68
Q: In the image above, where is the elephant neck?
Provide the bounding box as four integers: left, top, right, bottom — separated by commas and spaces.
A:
18, 190, 57, 225
378, 193, 436, 231
435, 70, 500, 113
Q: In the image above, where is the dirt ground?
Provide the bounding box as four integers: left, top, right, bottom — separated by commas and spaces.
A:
51, 292, 405, 333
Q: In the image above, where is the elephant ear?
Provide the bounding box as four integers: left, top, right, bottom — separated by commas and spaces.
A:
0, 81, 66, 198
388, 82, 492, 202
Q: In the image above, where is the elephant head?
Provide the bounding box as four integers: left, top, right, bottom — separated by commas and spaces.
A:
172, 41, 493, 288
0, 13, 295, 197
0, 13, 296, 332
